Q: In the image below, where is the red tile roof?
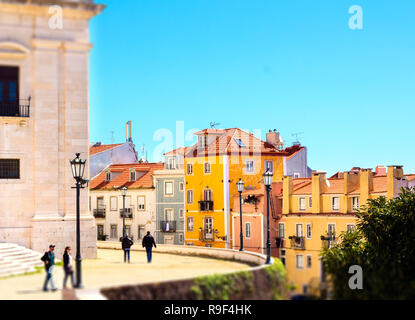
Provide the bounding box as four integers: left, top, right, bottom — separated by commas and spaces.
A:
90, 162, 164, 190
184, 128, 298, 158
90, 143, 123, 156
163, 147, 189, 156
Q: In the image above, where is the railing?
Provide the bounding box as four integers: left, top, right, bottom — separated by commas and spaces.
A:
289, 236, 305, 250
120, 206, 134, 218
93, 208, 106, 218
199, 200, 214, 211
161, 221, 176, 232
321, 235, 336, 248
200, 228, 214, 241
0, 99, 30, 117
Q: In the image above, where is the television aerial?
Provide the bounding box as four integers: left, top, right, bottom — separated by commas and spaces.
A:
210, 122, 221, 129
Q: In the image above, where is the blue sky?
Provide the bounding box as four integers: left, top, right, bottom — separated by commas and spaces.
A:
89, 0, 415, 175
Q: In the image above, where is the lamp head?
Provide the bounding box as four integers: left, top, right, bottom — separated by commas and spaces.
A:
236, 178, 244, 193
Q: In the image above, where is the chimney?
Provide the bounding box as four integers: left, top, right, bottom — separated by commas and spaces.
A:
375, 165, 387, 176
282, 176, 293, 214
266, 129, 283, 149
312, 172, 326, 213
126, 121, 132, 142
387, 165, 404, 199
360, 169, 373, 206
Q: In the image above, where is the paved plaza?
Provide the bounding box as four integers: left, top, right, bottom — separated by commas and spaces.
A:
0, 249, 251, 300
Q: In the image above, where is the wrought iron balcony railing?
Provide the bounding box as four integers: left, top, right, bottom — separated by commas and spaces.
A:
161, 220, 176, 232
200, 228, 214, 241
289, 236, 305, 250
120, 206, 134, 218
199, 200, 214, 211
93, 208, 106, 218
0, 99, 30, 118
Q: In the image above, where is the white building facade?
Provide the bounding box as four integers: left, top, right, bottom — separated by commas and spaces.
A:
0, 0, 104, 257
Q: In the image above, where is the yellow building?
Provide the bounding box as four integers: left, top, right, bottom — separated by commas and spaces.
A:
279, 165, 411, 295
183, 128, 308, 248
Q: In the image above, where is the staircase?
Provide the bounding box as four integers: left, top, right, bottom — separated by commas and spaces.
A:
0, 243, 44, 278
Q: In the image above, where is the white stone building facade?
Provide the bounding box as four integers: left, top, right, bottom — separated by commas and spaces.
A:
0, 0, 104, 257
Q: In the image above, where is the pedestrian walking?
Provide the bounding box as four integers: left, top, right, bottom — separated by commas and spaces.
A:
122, 233, 134, 263
62, 246, 74, 289
142, 231, 156, 263
40, 244, 57, 292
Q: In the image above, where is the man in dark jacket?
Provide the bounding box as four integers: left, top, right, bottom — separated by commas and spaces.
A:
40, 244, 57, 292
121, 234, 134, 263
142, 231, 156, 263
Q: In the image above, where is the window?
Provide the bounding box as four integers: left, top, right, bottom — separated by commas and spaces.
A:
165, 181, 173, 196
235, 138, 246, 147
187, 190, 193, 204
203, 189, 212, 201
245, 222, 251, 238
166, 157, 176, 169
187, 217, 194, 231
204, 162, 211, 174
179, 208, 184, 218
265, 160, 274, 173
352, 196, 359, 211
346, 224, 355, 232
130, 169, 136, 181
179, 233, 184, 243
125, 225, 131, 237
306, 223, 312, 239
89, 196, 91, 211
187, 163, 193, 175
332, 197, 340, 211
105, 171, 111, 182
97, 197, 104, 209
204, 217, 213, 235
296, 255, 304, 269
299, 197, 306, 211
110, 196, 118, 211
179, 182, 184, 191
306, 255, 312, 268
0, 159, 20, 179
309, 197, 312, 208
328, 224, 336, 240
97, 225, 104, 239
137, 225, 145, 239
110, 225, 117, 240
296, 224, 303, 237
245, 160, 254, 173
278, 223, 285, 239
198, 135, 208, 148
280, 249, 286, 266
293, 172, 300, 179
137, 196, 145, 210
164, 209, 174, 221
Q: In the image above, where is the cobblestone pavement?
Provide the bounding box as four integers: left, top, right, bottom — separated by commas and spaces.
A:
0, 249, 251, 300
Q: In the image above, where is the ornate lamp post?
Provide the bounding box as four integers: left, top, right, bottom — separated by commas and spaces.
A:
69, 153, 88, 288
263, 170, 273, 264
120, 186, 127, 238
236, 178, 245, 251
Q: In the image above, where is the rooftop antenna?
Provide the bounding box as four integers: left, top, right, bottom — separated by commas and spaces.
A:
110, 131, 115, 144
291, 132, 304, 145
210, 121, 221, 129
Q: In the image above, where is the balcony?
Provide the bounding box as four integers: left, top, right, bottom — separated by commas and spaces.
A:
120, 206, 134, 219
289, 236, 305, 250
199, 200, 214, 211
199, 228, 214, 241
321, 235, 336, 248
161, 221, 176, 232
93, 207, 106, 218
0, 99, 30, 118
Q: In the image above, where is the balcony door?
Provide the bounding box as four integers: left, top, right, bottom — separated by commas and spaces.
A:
97, 197, 104, 209
296, 224, 303, 237
203, 189, 212, 201
0, 66, 19, 104
164, 209, 174, 221
204, 217, 213, 239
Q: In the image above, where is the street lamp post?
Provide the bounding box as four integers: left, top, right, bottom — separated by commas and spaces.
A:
236, 178, 245, 251
120, 186, 127, 238
69, 153, 88, 288
263, 170, 273, 264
